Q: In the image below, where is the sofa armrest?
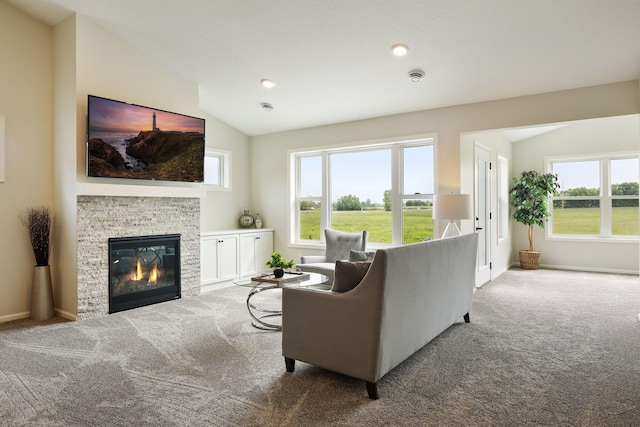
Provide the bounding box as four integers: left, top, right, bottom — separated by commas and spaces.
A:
282, 285, 381, 382
300, 255, 327, 264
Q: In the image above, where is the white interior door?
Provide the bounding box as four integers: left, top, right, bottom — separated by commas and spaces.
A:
475, 144, 491, 286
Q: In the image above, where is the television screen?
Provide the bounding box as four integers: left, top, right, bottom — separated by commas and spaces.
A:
87, 95, 205, 182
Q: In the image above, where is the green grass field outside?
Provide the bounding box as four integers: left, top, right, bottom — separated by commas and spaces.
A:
299, 208, 433, 244
552, 206, 638, 235
299, 207, 639, 243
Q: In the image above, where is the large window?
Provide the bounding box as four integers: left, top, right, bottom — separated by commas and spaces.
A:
549, 154, 638, 238
293, 138, 435, 246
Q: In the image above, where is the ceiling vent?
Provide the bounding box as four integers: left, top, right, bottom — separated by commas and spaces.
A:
408, 69, 425, 82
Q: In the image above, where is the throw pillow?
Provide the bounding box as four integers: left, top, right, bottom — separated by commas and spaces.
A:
348, 250, 376, 262
331, 260, 372, 293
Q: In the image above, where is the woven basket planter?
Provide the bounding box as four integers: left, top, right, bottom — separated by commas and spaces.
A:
519, 250, 541, 270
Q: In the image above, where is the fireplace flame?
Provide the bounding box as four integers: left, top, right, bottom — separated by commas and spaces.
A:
148, 263, 159, 285
131, 259, 144, 281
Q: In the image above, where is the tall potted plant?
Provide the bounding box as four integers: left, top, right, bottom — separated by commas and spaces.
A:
510, 171, 559, 269
20, 206, 55, 320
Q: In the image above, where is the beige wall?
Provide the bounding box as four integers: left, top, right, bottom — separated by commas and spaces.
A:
511, 115, 639, 273
1, 3, 638, 320
0, 2, 54, 322
2, 9, 250, 321
251, 81, 640, 267
199, 112, 252, 231
52, 15, 78, 320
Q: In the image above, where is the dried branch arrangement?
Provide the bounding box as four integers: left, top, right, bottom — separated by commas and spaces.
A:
20, 206, 53, 266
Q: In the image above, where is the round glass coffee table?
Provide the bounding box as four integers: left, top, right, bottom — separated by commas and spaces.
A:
235, 272, 329, 331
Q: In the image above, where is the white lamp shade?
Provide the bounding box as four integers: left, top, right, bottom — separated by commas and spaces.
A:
433, 194, 473, 220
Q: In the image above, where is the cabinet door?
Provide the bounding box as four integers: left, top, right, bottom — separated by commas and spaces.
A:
255, 231, 273, 275
201, 237, 219, 284
217, 235, 238, 281
239, 234, 257, 279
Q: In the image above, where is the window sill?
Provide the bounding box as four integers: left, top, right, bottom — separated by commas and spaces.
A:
547, 235, 639, 244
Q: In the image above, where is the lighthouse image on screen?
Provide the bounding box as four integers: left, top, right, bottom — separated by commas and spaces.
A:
87, 95, 205, 182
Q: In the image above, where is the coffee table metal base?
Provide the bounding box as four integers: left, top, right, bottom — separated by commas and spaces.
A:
235, 272, 329, 331
246, 284, 283, 331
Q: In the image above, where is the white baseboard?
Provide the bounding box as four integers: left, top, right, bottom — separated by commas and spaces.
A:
200, 281, 235, 294
539, 264, 639, 276
507, 262, 638, 276
0, 311, 29, 324
56, 309, 77, 321
0, 309, 77, 324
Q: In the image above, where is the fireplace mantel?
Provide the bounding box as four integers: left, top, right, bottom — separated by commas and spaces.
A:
77, 182, 206, 198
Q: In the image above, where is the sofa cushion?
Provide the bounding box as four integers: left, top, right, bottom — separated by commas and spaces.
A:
332, 260, 372, 293
348, 250, 376, 262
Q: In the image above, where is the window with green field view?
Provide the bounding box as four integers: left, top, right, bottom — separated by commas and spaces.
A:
294, 140, 434, 245
550, 155, 638, 237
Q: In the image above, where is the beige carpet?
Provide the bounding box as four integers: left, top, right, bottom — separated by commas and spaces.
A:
1, 268, 639, 426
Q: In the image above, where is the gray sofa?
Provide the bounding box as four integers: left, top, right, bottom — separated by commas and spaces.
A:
282, 232, 478, 399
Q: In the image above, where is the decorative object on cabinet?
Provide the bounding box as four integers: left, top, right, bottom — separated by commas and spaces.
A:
239, 210, 255, 228
255, 213, 263, 229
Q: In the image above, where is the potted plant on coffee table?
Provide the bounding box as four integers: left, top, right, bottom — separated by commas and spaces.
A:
265, 252, 295, 278
510, 171, 559, 270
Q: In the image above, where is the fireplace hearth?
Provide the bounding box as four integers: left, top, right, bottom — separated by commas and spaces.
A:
108, 234, 181, 313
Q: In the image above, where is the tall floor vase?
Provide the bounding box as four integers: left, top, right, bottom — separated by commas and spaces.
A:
31, 265, 55, 320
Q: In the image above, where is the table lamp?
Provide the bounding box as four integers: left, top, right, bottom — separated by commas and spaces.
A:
433, 193, 473, 238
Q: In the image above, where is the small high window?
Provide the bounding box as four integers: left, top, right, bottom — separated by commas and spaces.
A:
204, 150, 231, 189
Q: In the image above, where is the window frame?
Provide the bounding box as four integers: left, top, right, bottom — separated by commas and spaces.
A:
497, 154, 509, 242
289, 136, 436, 248
546, 152, 639, 242
203, 149, 231, 190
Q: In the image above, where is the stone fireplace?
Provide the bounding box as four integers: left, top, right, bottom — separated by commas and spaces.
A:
108, 233, 181, 313
77, 196, 200, 320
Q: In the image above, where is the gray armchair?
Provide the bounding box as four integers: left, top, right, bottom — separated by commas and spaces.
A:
298, 229, 368, 285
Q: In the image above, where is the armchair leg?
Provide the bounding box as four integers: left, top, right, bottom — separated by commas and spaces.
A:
285, 357, 295, 372
463, 313, 470, 323
366, 381, 379, 400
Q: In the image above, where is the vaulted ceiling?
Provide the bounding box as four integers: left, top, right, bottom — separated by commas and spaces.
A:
6, 0, 640, 136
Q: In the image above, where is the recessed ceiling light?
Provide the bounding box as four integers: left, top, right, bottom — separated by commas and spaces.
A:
261, 102, 274, 111
391, 44, 409, 56
261, 79, 275, 88
408, 69, 425, 82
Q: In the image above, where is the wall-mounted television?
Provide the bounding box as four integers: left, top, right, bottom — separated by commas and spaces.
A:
87, 95, 205, 182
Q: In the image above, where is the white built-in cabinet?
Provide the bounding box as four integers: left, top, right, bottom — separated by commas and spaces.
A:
239, 232, 274, 279
201, 229, 273, 287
